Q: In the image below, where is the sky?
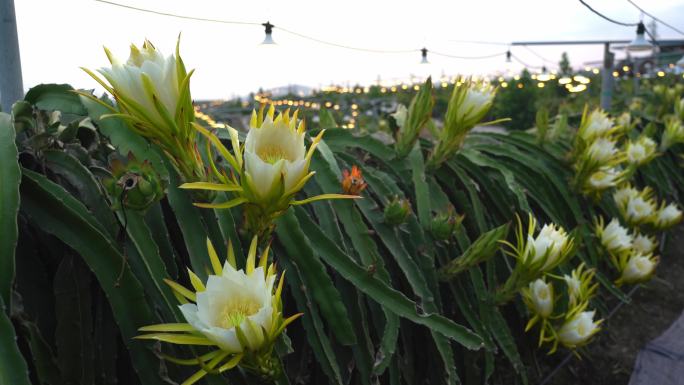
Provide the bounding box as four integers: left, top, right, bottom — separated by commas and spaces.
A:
13, 0, 684, 100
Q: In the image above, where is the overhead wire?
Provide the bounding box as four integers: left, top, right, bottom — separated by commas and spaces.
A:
94, 0, 513, 60
430, 50, 508, 59
521, 45, 556, 64
577, 0, 638, 26
511, 54, 544, 70
94, 0, 260, 25
275, 26, 417, 54
625, 0, 684, 36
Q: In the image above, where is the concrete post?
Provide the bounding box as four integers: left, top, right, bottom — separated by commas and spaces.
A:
0, 0, 24, 112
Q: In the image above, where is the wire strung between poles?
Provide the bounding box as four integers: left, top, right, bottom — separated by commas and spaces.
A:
578, 0, 639, 27
94, 0, 515, 59
626, 0, 684, 36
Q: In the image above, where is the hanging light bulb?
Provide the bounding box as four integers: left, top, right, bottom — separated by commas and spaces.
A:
420, 47, 429, 64
537, 66, 551, 82
506, 50, 512, 63
627, 22, 652, 52
261, 21, 275, 45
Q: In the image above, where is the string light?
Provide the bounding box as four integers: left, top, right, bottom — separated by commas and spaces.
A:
627, 22, 653, 52
420, 48, 429, 64
261, 21, 275, 45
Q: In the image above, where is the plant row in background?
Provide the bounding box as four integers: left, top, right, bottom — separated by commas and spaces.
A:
1, 38, 683, 385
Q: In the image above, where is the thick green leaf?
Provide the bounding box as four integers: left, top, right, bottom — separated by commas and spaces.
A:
409, 144, 431, 228
164, 162, 211, 279
116, 210, 181, 322
24, 84, 87, 115
54, 256, 95, 384
278, 255, 344, 385
19, 168, 167, 385
18, 317, 63, 385
276, 210, 357, 346
286, 207, 484, 349
42, 149, 118, 238
0, 113, 21, 307
0, 297, 31, 385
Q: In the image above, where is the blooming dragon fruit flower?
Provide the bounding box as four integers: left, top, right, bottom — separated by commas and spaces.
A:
136, 236, 301, 384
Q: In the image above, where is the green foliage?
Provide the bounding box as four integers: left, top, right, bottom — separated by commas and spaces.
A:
0, 112, 21, 307
1, 76, 683, 385
492, 70, 539, 131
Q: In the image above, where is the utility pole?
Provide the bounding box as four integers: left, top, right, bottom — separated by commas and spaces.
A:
600, 43, 614, 110
0, 0, 23, 113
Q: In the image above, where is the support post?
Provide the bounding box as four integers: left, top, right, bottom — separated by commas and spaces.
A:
0, 0, 24, 112
600, 42, 614, 111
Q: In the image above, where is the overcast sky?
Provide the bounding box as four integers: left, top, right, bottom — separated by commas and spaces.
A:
13, 0, 684, 100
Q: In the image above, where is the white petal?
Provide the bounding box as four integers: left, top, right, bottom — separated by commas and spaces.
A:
283, 158, 307, 192
204, 326, 242, 353
244, 151, 283, 198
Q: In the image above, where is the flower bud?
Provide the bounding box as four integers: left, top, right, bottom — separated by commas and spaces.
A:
624, 195, 657, 226
595, 217, 633, 255
585, 137, 618, 164
618, 252, 658, 285
452, 80, 495, 129
653, 202, 683, 230
102, 153, 166, 211
384, 196, 411, 226
626, 136, 657, 166
632, 233, 657, 255
661, 117, 684, 151
584, 167, 622, 192
427, 76, 496, 167
563, 263, 597, 307
341, 165, 367, 195
525, 223, 572, 272
522, 278, 554, 319
557, 309, 602, 349
430, 207, 464, 240
675, 97, 684, 121
629, 97, 643, 112
578, 109, 614, 141
616, 112, 633, 133
613, 185, 639, 208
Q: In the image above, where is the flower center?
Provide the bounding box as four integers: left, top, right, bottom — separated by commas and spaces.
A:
218, 299, 261, 329
576, 321, 587, 336
635, 258, 650, 273
258, 145, 288, 164
537, 288, 549, 300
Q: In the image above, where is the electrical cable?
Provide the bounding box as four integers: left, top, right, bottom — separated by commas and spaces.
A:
511, 54, 544, 70
522, 45, 556, 64
94, 0, 260, 25
94, 0, 512, 60
578, 0, 638, 27
626, 0, 684, 36
275, 26, 417, 54
430, 50, 508, 59
447, 39, 509, 46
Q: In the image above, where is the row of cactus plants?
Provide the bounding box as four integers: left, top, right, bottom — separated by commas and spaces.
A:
1, 38, 683, 385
